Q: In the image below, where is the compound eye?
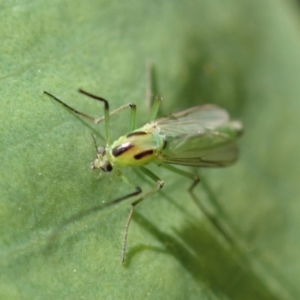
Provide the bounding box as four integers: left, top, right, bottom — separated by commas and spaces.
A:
101, 161, 113, 172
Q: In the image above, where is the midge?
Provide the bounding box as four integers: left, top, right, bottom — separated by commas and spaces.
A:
43, 88, 243, 264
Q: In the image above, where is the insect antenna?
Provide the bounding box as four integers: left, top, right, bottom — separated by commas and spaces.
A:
91, 134, 99, 153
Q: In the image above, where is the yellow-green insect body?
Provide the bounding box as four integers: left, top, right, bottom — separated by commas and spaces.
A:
44, 88, 243, 264
92, 104, 243, 175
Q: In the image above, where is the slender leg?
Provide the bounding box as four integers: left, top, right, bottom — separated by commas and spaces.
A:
121, 166, 164, 264
43, 90, 137, 142
43, 91, 96, 122
77, 89, 110, 144
149, 95, 162, 121
161, 164, 233, 243
146, 61, 153, 112
49, 170, 142, 241
49, 166, 163, 264
104, 103, 136, 132
145, 61, 162, 121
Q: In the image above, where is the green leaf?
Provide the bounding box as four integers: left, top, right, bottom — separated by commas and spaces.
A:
1, 0, 299, 299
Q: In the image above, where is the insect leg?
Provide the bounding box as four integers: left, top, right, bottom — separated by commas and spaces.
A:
95, 102, 137, 131
121, 166, 164, 264
43, 90, 96, 122
145, 61, 162, 121
77, 89, 112, 144
161, 164, 233, 243
149, 95, 162, 121
49, 178, 141, 243
146, 60, 153, 112
44, 90, 137, 143
43, 89, 110, 144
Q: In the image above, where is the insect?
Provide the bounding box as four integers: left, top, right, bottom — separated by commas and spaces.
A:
43, 87, 243, 264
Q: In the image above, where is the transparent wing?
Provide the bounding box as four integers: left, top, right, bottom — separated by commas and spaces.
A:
158, 141, 240, 167
149, 105, 243, 167
155, 105, 230, 137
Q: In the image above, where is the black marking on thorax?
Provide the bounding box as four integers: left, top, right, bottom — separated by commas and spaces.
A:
112, 143, 134, 157
126, 131, 147, 138
134, 149, 154, 160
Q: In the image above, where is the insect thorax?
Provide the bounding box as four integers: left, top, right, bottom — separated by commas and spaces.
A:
108, 130, 164, 167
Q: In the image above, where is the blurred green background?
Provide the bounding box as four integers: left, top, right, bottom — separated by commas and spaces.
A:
1, 0, 300, 299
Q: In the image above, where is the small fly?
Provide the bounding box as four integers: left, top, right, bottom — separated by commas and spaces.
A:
44, 82, 243, 264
